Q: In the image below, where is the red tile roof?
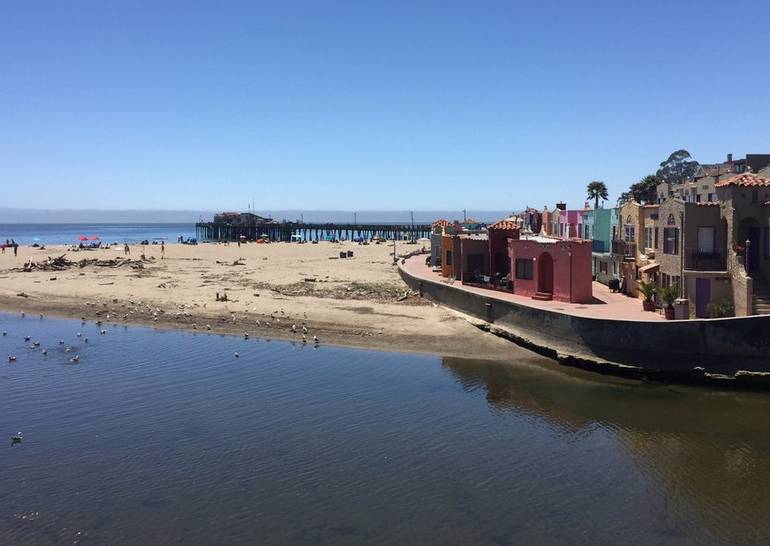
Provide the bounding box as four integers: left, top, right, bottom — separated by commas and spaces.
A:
696, 202, 719, 206
432, 219, 449, 227
488, 219, 519, 230
714, 173, 770, 188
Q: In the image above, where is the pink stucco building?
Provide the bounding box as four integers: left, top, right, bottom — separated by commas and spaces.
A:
508, 236, 593, 303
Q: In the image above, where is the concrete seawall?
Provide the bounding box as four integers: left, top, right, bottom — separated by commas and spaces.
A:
399, 262, 770, 383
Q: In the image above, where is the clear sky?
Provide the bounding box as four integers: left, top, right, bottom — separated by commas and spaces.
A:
1, 0, 768, 212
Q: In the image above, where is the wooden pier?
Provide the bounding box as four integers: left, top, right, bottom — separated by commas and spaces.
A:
195, 217, 432, 242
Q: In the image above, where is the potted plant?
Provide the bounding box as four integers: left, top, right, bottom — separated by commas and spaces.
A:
660, 284, 678, 319
638, 280, 656, 311
707, 301, 734, 318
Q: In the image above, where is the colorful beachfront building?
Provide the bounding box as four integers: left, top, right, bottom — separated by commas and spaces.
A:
508, 236, 593, 303
583, 206, 622, 285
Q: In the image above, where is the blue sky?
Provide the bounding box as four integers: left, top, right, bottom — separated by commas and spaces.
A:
1, 0, 768, 212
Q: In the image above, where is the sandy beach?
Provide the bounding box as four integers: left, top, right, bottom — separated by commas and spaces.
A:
0, 241, 515, 359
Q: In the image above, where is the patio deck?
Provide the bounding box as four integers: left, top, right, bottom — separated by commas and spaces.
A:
402, 255, 665, 322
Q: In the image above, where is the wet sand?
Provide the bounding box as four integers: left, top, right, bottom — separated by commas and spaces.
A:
0, 241, 515, 359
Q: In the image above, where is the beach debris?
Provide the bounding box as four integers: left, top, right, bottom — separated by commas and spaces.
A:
11, 432, 22, 446
16, 292, 29, 298
15, 255, 146, 272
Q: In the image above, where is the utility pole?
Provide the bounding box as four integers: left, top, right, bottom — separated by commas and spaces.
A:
354, 212, 357, 225
410, 211, 414, 243
393, 237, 397, 264
463, 209, 467, 223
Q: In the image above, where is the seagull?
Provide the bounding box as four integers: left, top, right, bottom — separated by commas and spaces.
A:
64, 346, 72, 353
206, 324, 212, 330
234, 352, 240, 358
255, 320, 261, 327
84, 338, 88, 343
21, 312, 25, 318
76, 332, 82, 337
8, 355, 16, 362
41, 349, 47, 355
291, 324, 297, 333
100, 329, 106, 335
2, 331, 6, 336
32, 341, 40, 347
302, 335, 307, 344
244, 333, 249, 339
24, 336, 31, 341
70, 355, 79, 363
11, 432, 22, 446
59, 339, 64, 345
302, 326, 308, 334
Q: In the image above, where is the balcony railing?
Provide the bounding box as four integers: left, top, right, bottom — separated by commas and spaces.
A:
685, 250, 727, 271
612, 240, 636, 259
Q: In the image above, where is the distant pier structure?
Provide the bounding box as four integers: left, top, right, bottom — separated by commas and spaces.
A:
195, 212, 432, 242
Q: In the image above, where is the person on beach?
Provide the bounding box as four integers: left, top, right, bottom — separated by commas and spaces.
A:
124, 243, 130, 255
12, 239, 18, 256
161, 241, 165, 259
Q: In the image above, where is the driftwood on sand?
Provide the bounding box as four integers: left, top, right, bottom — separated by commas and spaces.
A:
16, 255, 147, 272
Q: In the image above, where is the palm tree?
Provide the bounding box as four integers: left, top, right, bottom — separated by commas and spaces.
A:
587, 181, 609, 209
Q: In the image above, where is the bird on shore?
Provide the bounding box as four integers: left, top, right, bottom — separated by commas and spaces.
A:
24, 336, 31, 342
64, 346, 72, 353
302, 335, 307, 344
84, 338, 88, 343
234, 352, 240, 358
21, 312, 25, 318
291, 324, 297, 333
41, 349, 47, 355
8, 355, 16, 362
76, 332, 82, 338
32, 341, 40, 347
70, 355, 79, 363
39, 314, 44, 319
206, 324, 212, 330
2, 331, 6, 336
302, 326, 308, 334
100, 329, 106, 335
11, 432, 22, 446
58, 339, 64, 345
244, 333, 249, 339
255, 320, 261, 327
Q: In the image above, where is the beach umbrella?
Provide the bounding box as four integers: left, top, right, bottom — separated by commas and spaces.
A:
88, 235, 100, 240
78, 235, 88, 241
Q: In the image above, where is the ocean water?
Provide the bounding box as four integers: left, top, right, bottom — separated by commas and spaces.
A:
2, 313, 770, 545
0, 224, 196, 246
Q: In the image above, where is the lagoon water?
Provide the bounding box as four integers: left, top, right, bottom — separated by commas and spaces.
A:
2, 313, 770, 545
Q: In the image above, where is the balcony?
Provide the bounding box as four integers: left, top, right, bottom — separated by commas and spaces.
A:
591, 239, 608, 253
685, 250, 727, 272
612, 240, 636, 260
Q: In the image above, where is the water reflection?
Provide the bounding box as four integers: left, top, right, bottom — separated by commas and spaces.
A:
443, 356, 770, 544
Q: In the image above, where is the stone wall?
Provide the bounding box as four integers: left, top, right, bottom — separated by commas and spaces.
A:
400, 261, 770, 378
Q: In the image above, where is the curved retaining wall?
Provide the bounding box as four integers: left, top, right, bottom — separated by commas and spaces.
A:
399, 264, 770, 382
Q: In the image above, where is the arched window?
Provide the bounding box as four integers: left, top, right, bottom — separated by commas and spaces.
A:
667, 214, 676, 225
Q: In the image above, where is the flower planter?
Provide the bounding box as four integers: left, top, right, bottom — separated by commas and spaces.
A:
642, 300, 656, 312
664, 307, 676, 320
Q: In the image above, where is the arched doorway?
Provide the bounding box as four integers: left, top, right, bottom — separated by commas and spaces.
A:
537, 252, 554, 295
737, 218, 761, 271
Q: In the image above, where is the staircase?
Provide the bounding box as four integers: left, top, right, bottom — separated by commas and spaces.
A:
752, 277, 770, 315
532, 292, 553, 301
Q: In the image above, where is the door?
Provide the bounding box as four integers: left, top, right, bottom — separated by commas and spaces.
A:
695, 278, 711, 318
537, 253, 554, 294
749, 227, 761, 271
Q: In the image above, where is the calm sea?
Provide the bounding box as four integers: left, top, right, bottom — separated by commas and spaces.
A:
0, 224, 196, 246
2, 313, 770, 545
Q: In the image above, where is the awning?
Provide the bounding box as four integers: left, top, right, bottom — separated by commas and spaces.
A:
639, 263, 659, 274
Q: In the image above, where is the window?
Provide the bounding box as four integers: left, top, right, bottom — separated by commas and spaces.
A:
584, 224, 590, 239
624, 226, 635, 242
612, 261, 618, 275
600, 261, 608, 274
445, 250, 452, 266
515, 258, 533, 280
654, 227, 659, 249
664, 228, 679, 255
707, 193, 715, 202
697, 227, 715, 254
667, 214, 676, 225
644, 227, 653, 249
